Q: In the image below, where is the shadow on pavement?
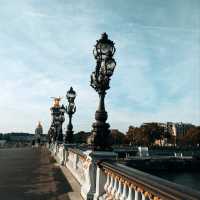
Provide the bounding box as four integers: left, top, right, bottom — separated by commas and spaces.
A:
0, 147, 72, 200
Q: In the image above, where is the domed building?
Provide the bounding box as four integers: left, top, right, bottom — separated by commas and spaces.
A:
35, 121, 43, 144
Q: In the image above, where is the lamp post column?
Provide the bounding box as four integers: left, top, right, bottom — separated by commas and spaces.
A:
64, 87, 76, 144
65, 113, 73, 143
90, 33, 116, 151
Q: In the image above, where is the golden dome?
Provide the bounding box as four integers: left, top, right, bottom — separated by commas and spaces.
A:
37, 121, 42, 128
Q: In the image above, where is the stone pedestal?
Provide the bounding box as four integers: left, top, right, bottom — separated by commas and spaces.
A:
81, 151, 117, 200
53, 143, 64, 165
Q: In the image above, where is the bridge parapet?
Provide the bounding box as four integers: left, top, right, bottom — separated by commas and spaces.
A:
49, 144, 200, 200
65, 147, 86, 185
96, 162, 200, 200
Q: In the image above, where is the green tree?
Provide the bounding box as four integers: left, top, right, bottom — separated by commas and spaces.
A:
181, 126, 200, 146
111, 129, 125, 145
126, 126, 149, 146
141, 123, 165, 145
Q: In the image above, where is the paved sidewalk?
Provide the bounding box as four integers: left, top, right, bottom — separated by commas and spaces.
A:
0, 147, 82, 200
59, 165, 82, 200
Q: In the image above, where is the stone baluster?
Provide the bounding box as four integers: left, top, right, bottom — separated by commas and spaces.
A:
56, 143, 59, 155
53, 143, 57, 155
68, 152, 71, 165
75, 154, 79, 170
120, 181, 128, 200
99, 171, 110, 200
111, 175, 119, 198
59, 145, 64, 164
127, 184, 134, 200
69, 152, 73, 167
142, 192, 150, 200
115, 178, 123, 200
94, 166, 107, 200
71, 152, 74, 166
134, 189, 139, 200
101, 171, 110, 199
104, 172, 110, 192
63, 148, 67, 165
107, 174, 114, 195
73, 153, 77, 170
58, 145, 61, 163
137, 189, 142, 200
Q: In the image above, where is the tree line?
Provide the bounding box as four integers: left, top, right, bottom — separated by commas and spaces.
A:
1, 124, 199, 147
74, 123, 200, 147
126, 124, 200, 147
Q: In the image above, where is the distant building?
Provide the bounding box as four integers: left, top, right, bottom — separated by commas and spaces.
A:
86, 133, 94, 145
8, 133, 34, 142
141, 122, 194, 146
34, 122, 47, 143
142, 122, 166, 127
35, 121, 43, 141
167, 122, 194, 138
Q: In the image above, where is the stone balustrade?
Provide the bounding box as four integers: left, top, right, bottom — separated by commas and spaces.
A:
49, 143, 86, 184
64, 148, 87, 185
49, 143, 200, 200
96, 162, 200, 200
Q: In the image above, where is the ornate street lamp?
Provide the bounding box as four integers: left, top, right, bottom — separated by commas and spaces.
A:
64, 87, 76, 143
50, 97, 65, 143
90, 33, 116, 151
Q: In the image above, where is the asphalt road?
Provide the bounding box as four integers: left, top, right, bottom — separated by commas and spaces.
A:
0, 147, 72, 200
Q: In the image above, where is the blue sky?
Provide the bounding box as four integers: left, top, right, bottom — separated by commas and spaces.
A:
0, 0, 199, 133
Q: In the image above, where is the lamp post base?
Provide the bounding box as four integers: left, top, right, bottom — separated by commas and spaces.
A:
91, 109, 113, 151
91, 121, 113, 151
56, 133, 63, 143
65, 130, 74, 144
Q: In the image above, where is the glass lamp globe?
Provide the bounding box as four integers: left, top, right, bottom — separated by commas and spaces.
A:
95, 33, 115, 57
66, 87, 76, 102
105, 58, 116, 76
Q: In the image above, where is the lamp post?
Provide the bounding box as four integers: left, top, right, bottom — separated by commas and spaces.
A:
50, 97, 65, 143
64, 87, 76, 143
90, 32, 116, 151
48, 124, 56, 144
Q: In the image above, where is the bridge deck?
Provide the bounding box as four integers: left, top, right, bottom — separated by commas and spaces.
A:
0, 147, 82, 200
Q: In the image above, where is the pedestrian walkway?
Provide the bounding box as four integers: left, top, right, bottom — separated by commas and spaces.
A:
0, 147, 82, 200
